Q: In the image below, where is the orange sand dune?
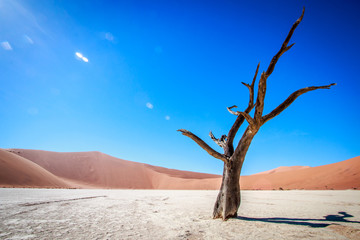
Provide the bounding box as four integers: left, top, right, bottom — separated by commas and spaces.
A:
1, 148, 359, 190
9, 149, 155, 189
253, 166, 310, 175
3, 149, 221, 189
0, 149, 69, 188
240, 156, 360, 190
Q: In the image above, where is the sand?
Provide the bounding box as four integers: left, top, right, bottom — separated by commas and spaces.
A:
0, 149, 69, 188
253, 166, 311, 175
1, 148, 221, 190
240, 156, 360, 190
0, 189, 359, 240
1, 148, 359, 190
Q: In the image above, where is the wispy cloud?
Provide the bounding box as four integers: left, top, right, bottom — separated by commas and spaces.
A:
165, 115, 170, 120
1, 41, 12, 50
24, 35, 34, 44
105, 32, 114, 42
75, 52, 89, 62
146, 102, 154, 109
2, 0, 48, 37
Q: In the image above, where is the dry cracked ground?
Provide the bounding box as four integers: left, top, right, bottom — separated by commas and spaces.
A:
0, 189, 359, 239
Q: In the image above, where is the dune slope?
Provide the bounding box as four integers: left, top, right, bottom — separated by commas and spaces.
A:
1, 148, 359, 190
241, 156, 360, 190
5, 149, 221, 189
253, 166, 310, 175
0, 149, 69, 188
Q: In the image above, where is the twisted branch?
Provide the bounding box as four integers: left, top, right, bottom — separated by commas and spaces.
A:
242, 62, 259, 112
262, 83, 336, 124
227, 106, 239, 116
266, 8, 305, 76
227, 107, 255, 126
209, 131, 227, 149
177, 129, 228, 162
254, 8, 305, 121
226, 63, 259, 150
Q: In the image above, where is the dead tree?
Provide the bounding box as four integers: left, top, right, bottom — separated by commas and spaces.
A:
178, 8, 335, 220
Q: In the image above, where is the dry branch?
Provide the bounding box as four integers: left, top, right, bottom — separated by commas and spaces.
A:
209, 131, 227, 149
266, 8, 305, 76
226, 63, 259, 150
262, 83, 336, 124
254, 7, 305, 122
177, 129, 228, 162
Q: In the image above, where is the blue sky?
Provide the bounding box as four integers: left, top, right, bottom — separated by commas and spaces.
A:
0, 0, 359, 175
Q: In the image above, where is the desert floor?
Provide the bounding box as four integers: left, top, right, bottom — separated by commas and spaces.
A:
0, 189, 359, 240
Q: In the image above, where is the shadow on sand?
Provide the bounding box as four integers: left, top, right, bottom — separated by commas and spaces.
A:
237, 212, 360, 228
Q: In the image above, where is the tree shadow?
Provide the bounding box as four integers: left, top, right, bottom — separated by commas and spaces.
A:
237, 212, 360, 228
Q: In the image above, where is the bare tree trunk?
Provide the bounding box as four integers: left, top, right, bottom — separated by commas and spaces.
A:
213, 160, 241, 220
213, 129, 256, 220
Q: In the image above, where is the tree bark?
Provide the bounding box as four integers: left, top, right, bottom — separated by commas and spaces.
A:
213, 160, 241, 220
213, 128, 256, 220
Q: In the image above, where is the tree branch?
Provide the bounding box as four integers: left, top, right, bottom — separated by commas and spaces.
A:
262, 83, 336, 124
254, 8, 305, 121
209, 131, 227, 149
242, 62, 259, 112
266, 8, 305, 76
227, 108, 255, 128
227, 106, 239, 116
226, 63, 259, 150
254, 72, 267, 121
178, 129, 228, 163
237, 111, 255, 126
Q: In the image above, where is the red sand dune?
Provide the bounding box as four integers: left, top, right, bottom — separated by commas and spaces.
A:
1, 149, 221, 189
253, 166, 310, 175
0, 149, 69, 188
0, 148, 359, 190
240, 156, 360, 190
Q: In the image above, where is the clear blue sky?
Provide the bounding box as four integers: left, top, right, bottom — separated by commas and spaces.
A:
0, 0, 359, 175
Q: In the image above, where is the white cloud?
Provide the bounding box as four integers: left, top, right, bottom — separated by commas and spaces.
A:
75, 52, 89, 62
75, 52, 83, 58
24, 35, 34, 44
146, 102, 154, 109
1, 41, 12, 50
3, 0, 48, 36
105, 32, 114, 41
165, 116, 170, 120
